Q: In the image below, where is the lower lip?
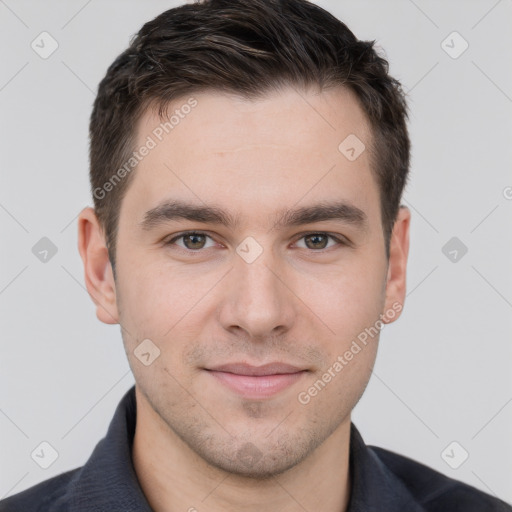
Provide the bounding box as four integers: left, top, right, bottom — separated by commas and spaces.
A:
206, 370, 306, 399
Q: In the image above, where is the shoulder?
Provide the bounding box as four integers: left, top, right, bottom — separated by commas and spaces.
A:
370, 445, 512, 511
0, 468, 80, 512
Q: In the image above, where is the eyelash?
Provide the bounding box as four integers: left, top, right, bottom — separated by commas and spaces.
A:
164, 231, 348, 253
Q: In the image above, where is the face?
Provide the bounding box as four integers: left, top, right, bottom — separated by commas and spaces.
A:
79, 85, 409, 478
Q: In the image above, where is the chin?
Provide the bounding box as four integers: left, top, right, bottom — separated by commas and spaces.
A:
192, 430, 319, 479
205, 451, 300, 480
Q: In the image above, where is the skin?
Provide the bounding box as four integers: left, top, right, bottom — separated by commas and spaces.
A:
78, 85, 410, 512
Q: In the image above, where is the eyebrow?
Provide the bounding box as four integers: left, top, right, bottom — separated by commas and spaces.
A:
139, 199, 368, 232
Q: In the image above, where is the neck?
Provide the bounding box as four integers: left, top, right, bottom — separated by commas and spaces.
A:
132, 387, 352, 512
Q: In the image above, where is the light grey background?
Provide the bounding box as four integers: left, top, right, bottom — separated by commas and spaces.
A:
1, 0, 511, 504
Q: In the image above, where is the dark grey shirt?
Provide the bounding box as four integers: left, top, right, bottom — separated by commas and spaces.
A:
1, 385, 510, 511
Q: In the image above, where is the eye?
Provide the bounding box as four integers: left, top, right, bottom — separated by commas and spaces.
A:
165, 231, 216, 251
294, 232, 345, 251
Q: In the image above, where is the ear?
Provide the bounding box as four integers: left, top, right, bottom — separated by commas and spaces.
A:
383, 206, 410, 324
77, 207, 120, 324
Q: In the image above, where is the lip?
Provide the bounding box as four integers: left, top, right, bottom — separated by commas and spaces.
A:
207, 362, 304, 376
205, 362, 307, 399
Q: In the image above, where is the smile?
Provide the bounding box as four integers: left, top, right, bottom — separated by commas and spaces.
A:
204, 363, 308, 399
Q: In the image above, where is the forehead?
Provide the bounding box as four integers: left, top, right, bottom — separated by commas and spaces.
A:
137, 85, 371, 154
120, 86, 379, 228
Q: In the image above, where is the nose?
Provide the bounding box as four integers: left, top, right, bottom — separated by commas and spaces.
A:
217, 241, 297, 341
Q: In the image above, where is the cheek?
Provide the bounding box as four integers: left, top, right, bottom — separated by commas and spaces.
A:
116, 271, 162, 330
305, 257, 387, 335
115, 261, 218, 346
116, 267, 206, 390
296, 330, 378, 437
297, 257, 386, 404
297, 281, 382, 418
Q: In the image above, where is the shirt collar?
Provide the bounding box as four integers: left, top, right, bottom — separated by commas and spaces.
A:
67, 385, 424, 512
347, 423, 426, 511
68, 385, 153, 512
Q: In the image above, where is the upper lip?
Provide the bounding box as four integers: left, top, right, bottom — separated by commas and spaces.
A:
206, 362, 306, 376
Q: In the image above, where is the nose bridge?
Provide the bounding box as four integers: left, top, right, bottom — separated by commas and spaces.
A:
220, 237, 295, 337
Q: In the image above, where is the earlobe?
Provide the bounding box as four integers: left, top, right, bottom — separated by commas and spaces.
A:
383, 206, 411, 324
77, 207, 120, 325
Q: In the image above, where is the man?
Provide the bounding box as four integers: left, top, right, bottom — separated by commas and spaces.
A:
1, 0, 510, 510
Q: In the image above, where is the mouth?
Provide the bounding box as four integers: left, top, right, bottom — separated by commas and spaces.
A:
204, 362, 308, 399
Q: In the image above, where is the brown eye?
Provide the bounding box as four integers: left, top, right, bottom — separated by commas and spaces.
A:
303, 233, 329, 250
296, 233, 344, 251
165, 232, 215, 251
182, 233, 207, 249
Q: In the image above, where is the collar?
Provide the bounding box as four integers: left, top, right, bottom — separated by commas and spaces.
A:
347, 422, 426, 511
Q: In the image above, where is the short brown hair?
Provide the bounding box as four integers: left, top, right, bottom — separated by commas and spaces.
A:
89, 0, 410, 275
